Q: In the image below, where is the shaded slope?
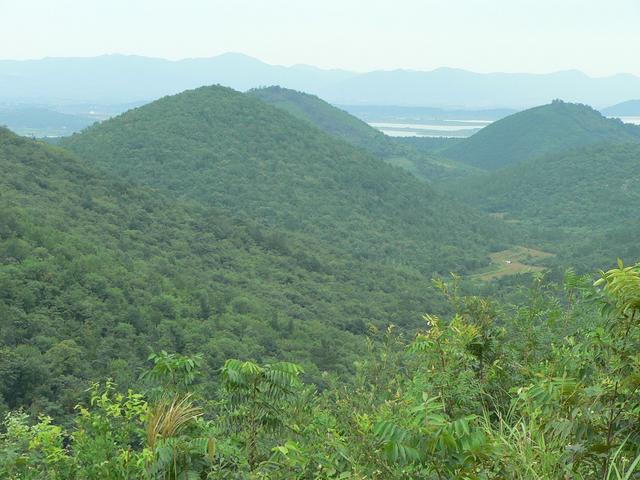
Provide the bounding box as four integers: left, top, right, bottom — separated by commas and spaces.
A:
247, 86, 393, 156
443, 101, 640, 170
247, 86, 476, 183
63, 85, 509, 275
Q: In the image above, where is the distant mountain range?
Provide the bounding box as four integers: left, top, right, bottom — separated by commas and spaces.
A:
321, 68, 640, 109
0, 106, 95, 136
1, 53, 639, 109
0, 53, 352, 105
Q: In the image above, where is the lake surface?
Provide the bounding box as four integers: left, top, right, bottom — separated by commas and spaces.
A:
369, 119, 490, 137
371, 115, 640, 138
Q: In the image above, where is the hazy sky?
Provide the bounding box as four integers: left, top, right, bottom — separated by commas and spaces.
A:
1, 0, 639, 76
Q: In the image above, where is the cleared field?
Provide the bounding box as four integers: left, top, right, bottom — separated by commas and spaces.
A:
470, 246, 554, 281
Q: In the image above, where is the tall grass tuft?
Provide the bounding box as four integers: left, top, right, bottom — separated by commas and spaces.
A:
146, 394, 202, 452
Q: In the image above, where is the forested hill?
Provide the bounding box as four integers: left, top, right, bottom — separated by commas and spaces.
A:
454, 142, 640, 269
247, 85, 474, 183
63, 85, 510, 275
0, 125, 464, 415
247, 86, 393, 156
443, 100, 640, 170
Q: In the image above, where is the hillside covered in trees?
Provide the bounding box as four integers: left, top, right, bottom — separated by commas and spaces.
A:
451, 142, 640, 270
247, 86, 476, 183
443, 100, 640, 170
2, 86, 640, 479
247, 86, 393, 157
63, 85, 509, 274
0, 125, 488, 420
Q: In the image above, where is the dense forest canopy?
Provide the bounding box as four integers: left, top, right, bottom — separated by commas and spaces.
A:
4, 258, 640, 478
455, 142, 640, 229
3, 125, 497, 420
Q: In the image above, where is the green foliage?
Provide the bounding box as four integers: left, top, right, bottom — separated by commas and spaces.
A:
72, 381, 149, 479
221, 359, 303, 469
0, 86, 519, 416
2, 260, 640, 478
596, 259, 640, 314
142, 351, 203, 396
393, 136, 464, 154
2, 126, 483, 414
145, 394, 214, 479
0, 411, 75, 479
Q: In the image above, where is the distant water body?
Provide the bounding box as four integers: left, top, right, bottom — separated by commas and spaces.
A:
373, 116, 640, 138
616, 116, 640, 125
369, 119, 491, 138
